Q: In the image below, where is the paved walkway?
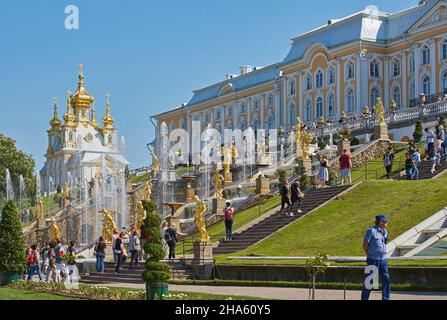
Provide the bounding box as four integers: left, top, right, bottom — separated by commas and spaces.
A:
102, 283, 447, 300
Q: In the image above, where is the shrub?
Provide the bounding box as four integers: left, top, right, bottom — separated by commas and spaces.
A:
299, 167, 310, 191
275, 169, 287, 184
413, 120, 423, 143
141, 200, 170, 284
0, 201, 27, 273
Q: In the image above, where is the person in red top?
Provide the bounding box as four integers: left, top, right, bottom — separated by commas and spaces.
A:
339, 149, 352, 186
223, 202, 234, 242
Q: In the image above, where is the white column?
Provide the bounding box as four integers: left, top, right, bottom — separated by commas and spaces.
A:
247, 98, 251, 127
275, 89, 280, 129
429, 39, 436, 95
414, 44, 421, 96
260, 95, 265, 129
384, 57, 390, 109
299, 72, 304, 119
402, 51, 408, 110
336, 60, 341, 118
360, 52, 369, 111
356, 53, 362, 113
282, 77, 287, 126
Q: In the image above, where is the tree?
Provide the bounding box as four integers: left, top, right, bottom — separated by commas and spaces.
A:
0, 134, 36, 205
141, 200, 170, 299
413, 120, 423, 142
305, 253, 329, 300
0, 201, 27, 273
299, 166, 310, 191
275, 169, 287, 184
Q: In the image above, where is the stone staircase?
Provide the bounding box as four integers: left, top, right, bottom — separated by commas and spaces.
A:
79, 260, 198, 285
398, 158, 447, 180
213, 185, 351, 255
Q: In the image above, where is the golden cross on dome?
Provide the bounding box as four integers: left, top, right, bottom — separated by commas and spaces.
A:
66, 89, 72, 97
78, 63, 84, 75
53, 96, 58, 105
105, 92, 111, 104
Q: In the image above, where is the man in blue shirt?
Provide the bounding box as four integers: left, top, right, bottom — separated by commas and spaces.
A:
361, 214, 391, 300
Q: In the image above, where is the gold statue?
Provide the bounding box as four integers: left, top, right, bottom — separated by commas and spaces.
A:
295, 116, 303, 153
223, 146, 232, 173
135, 202, 146, 230
374, 97, 385, 125
63, 183, 69, 199
37, 200, 45, 220
151, 152, 160, 176
231, 144, 238, 160
49, 217, 61, 241
194, 195, 209, 242
144, 182, 152, 202
212, 171, 225, 199
300, 131, 312, 160
100, 209, 117, 243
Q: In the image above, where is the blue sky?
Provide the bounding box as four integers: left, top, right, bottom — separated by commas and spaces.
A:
0, 0, 414, 169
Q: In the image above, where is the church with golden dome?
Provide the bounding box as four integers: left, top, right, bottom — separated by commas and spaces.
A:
40, 65, 129, 193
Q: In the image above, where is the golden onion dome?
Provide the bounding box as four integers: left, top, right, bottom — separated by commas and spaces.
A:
49, 98, 62, 128
70, 64, 95, 109
102, 93, 115, 129
90, 106, 100, 129
63, 94, 76, 125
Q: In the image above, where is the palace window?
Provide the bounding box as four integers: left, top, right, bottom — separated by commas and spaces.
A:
316, 97, 323, 118
328, 94, 335, 117
252, 118, 259, 131
316, 70, 324, 88
216, 110, 221, 120
370, 88, 379, 110
423, 75, 431, 96
265, 115, 275, 130
347, 62, 355, 80
410, 81, 415, 100
240, 121, 247, 131
410, 54, 415, 73
443, 41, 447, 60
442, 72, 447, 94
370, 60, 380, 78
179, 118, 185, 129
305, 100, 312, 122
328, 68, 335, 85
393, 59, 400, 77
289, 104, 296, 126
306, 75, 312, 91
289, 80, 296, 95
422, 46, 430, 65
267, 95, 273, 106
253, 100, 259, 110
240, 104, 245, 114
393, 87, 401, 110
227, 106, 233, 117
347, 89, 355, 113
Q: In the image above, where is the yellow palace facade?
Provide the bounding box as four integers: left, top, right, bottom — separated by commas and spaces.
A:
152, 1, 447, 140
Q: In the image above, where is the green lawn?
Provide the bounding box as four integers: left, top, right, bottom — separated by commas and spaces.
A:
130, 172, 151, 184
177, 196, 281, 255
0, 288, 81, 300
216, 174, 447, 263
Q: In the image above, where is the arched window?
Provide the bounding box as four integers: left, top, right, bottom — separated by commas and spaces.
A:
393, 59, 400, 77
265, 115, 275, 130
253, 100, 259, 110
216, 110, 221, 120
240, 120, 247, 131
443, 41, 447, 60
410, 81, 415, 100
370, 60, 380, 78
305, 100, 312, 122
442, 72, 447, 94
179, 118, 185, 129
267, 95, 273, 106
328, 94, 335, 117
423, 76, 431, 96
410, 54, 415, 73
169, 120, 175, 132
227, 106, 233, 117
393, 87, 401, 110
316, 70, 324, 88
347, 89, 355, 113
347, 62, 355, 79
316, 97, 323, 118
289, 80, 296, 95
328, 68, 335, 85
252, 118, 259, 131
240, 103, 245, 114
422, 46, 430, 65
306, 74, 312, 91
370, 88, 380, 110
289, 104, 296, 126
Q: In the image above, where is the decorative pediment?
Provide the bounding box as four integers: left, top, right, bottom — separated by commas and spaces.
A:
409, 3, 447, 33
218, 83, 235, 96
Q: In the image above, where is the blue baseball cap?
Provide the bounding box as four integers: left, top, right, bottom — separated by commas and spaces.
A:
375, 214, 389, 223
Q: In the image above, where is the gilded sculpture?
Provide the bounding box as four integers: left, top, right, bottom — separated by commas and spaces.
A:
151, 152, 160, 177
100, 209, 117, 243
49, 217, 61, 241
135, 201, 146, 230
144, 181, 152, 202
194, 195, 209, 242
37, 200, 45, 220
374, 97, 385, 125
212, 170, 225, 199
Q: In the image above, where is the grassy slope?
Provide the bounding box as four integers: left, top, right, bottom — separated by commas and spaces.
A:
177, 196, 281, 254
217, 174, 447, 262
0, 288, 80, 300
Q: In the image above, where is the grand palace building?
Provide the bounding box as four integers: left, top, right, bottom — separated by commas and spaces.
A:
152, 1, 447, 149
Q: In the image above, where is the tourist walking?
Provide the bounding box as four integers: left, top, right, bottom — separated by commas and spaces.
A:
223, 202, 235, 242
361, 215, 391, 301
339, 149, 352, 186
54, 239, 67, 281
425, 127, 436, 160
94, 236, 106, 273
412, 149, 421, 180
165, 222, 186, 260
280, 180, 291, 212
67, 241, 77, 282
27, 244, 43, 281
318, 156, 329, 188
405, 153, 414, 180
112, 229, 119, 265
128, 230, 141, 269
46, 247, 58, 283
383, 146, 395, 180
290, 181, 304, 215
40, 242, 51, 276
114, 232, 125, 273
160, 221, 168, 256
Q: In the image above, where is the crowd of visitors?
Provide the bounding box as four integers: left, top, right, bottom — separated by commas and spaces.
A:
280, 180, 304, 215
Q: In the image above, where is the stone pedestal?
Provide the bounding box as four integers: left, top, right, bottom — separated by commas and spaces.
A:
256, 175, 270, 195
374, 123, 389, 140
337, 139, 351, 156
257, 155, 272, 166
36, 219, 48, 245
224, 172, 233, 188
297, 158, 312, 173
185, 186, 195, 203
212, 198, 226, 216
193, 241, 213, 265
